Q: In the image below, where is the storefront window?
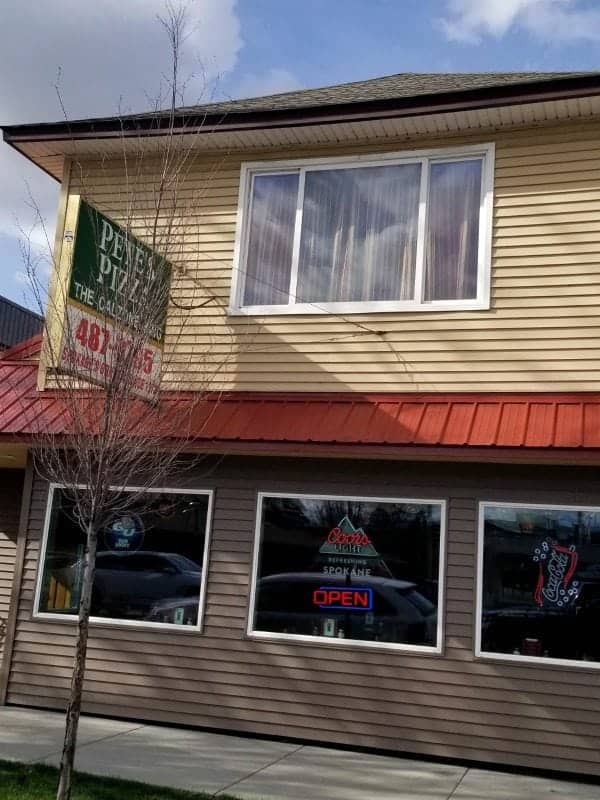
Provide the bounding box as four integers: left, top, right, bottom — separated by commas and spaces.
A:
36, 487, 212, 627
479, 503, 600, 666
250, 494, 444, 650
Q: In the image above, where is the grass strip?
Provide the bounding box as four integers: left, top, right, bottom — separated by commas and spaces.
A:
0, 760, 241, 800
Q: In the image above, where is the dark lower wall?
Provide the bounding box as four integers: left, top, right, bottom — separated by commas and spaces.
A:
6, 457, 600, 776
0, 470, 24, 671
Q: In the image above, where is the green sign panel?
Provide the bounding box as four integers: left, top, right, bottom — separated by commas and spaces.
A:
60, 200, 172, 399
68, 201, 171, 344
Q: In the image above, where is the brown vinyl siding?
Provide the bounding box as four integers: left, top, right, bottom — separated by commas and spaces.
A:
58, 118, 600, 393
5, 458, 600, 777
0, 471, 23, 670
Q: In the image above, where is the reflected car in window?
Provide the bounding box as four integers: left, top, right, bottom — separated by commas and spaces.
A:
482, 580, 600, 661
146, 595, 201, 625
89, 551, 202, 619
254, 572, 437, 645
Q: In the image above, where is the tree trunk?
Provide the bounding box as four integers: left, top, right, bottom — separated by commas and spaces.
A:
56, 521, 98, 800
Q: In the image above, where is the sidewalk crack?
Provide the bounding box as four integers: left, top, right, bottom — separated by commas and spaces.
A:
214, 744, 305, 797
446, 767, 469, 799
28, 723, 146, 765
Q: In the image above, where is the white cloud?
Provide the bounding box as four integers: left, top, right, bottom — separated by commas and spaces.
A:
439, 0, 600, 44
0, 155, 58, 275
0, 0, 243, 302
231, 68, 303, 100
13, 270, 30, 285
0, 0, 243, 122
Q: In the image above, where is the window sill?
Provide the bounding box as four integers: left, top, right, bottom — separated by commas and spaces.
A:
31, 611, 203, 634
227, 299, 490, 316
247, 629, 443, 655
476, 649, 600, 671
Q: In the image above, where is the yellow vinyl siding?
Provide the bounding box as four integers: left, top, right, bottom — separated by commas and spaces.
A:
65, 118, 600, 393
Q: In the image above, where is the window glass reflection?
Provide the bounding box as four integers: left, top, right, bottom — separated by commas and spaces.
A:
297, 165, 421, 302
425, 159, 482, 301
252, 496, 443, 648
39, 489, 209, 627
481, 504, 600, 663
243, 173, 299, 305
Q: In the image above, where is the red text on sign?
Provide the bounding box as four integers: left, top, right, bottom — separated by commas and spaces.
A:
312, 587, 373, 611
327, 527, 372, 547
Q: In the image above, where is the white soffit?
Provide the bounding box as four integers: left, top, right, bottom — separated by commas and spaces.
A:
11, 95, 600, 182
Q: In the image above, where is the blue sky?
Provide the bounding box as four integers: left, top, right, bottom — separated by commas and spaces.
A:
229, 0, 600, 90
2, 0, 600, 311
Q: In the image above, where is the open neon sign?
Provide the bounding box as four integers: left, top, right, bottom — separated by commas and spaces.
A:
312, 586, 373, 611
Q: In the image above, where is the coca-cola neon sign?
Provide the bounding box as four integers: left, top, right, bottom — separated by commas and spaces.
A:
312, 586, 373, 611
533, 538, 580, 608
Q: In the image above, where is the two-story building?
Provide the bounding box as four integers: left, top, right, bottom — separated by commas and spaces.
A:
2, 72, 600, 778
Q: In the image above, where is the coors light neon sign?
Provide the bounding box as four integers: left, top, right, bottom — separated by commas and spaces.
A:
319, 516, 380, 557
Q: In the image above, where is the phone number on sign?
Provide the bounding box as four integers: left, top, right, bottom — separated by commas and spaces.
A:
74, 317, 155, 374
61, 345, 159, 396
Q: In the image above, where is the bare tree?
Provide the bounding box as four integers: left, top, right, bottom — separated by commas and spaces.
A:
15, 4, 237, 798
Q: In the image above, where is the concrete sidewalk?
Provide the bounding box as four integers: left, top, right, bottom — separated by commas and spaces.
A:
0, 707, 599, 800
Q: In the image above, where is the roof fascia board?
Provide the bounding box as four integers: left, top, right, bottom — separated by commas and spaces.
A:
4, 75, 600, 145
0, 432, 598, 465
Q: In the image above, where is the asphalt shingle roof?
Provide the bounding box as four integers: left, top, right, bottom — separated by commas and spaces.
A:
169, 71, 599, 117
5, 71, 600, 133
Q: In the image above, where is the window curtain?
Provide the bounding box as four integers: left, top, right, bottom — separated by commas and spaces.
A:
424, 159, 482, 302
243, 173, 299, 306
297, 164, 421, 303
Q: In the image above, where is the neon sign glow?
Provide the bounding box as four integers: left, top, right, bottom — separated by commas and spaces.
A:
312, 586, 373, 611
326, 527, 372, 547
319, 516, 380, 558
533, 538, 580, 608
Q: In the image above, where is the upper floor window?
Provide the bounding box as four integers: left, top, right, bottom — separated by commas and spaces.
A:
230, 144, 494, 315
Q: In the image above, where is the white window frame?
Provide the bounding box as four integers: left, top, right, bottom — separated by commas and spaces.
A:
247, 491, 447, 654
33, 483, 214, 632
476, 500, 600, 671
229, 143, 495, 316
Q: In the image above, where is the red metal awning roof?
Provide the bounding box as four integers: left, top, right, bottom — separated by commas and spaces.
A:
3, 336, 600, 460
183, 394, 600, 449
